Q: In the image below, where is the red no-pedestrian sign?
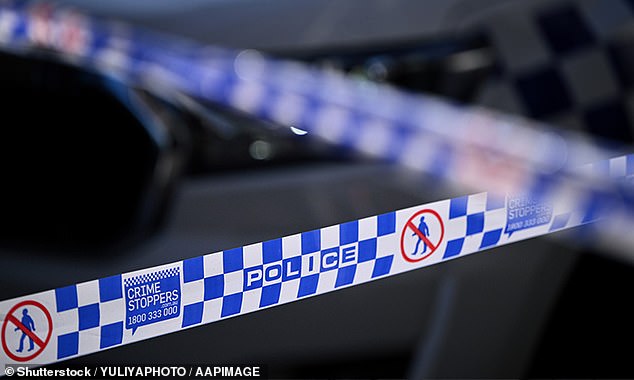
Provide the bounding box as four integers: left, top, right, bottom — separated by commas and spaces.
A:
2, 300, 52, 362
400, 209, 445, 263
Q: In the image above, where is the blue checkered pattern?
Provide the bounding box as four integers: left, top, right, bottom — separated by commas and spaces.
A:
0, 2, 632, 368
123, 268, 180, 287
0, 0, 631, 237
40, 153, 634, 363
54, 275, 124, 360
180, 213, 396, 328
442, 193, 506, 259
547, 153, 634, 232
475, 0, 634, 144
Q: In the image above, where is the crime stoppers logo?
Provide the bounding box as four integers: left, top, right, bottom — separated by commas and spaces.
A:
400, 209, 444, 263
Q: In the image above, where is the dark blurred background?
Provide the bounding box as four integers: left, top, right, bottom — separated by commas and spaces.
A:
1, 0, 633, 378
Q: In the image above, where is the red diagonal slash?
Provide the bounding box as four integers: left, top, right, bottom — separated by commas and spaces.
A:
406, 220, 437, 252
6, 314, 45, 348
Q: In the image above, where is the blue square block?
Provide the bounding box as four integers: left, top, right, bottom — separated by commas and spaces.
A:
377, 212, 396, 236
183, 256, 204, 283
450, 196, 468, 219
223, 248, 243, 273
100, 322, 123, 349
371, 256, 393, 278
243, 265, 263, 290
335, 265, 356, 288
262, 239, 283, 264
55, 285, 78, 312
221, 293, 242, 317
320, 248, 339, 272
528, 173, 554, 201
486, 193, 505, 211
339, 221, 359, 245
358, 238, 377, 262
260, 284, 281, 307
443, 238, 464, 259
550, 213, 571, 231
78, 303, 100, 331
204, 275, 224, 300
182, 302, 204, 327
627, 154, 634, 175
99, 275, 122, 303
480, 229, 503, 249
466, 212, 485, 235
582, 191, 607, 223
428, 142, 453, 177
297, 274, 319, 297
282, 257, 301, 282
57, 332, 79, 359
301, 230, 320, 254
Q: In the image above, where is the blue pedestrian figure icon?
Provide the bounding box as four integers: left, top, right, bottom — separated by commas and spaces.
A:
412, 216, 430, 255
15, 308, 36, 352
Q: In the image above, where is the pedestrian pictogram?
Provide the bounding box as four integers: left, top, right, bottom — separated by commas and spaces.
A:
400, 209, 444, 263
2, 300, 52, 362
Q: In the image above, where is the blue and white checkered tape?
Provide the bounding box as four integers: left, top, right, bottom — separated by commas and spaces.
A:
1, 153, 631, 366
0, 0, 620, 175
0, 0, 632, 239
0, 0, 634, 367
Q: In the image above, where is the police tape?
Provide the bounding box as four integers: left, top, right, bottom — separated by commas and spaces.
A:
0, 1, 622, 178
1, 0, 633, 246
0, 0, 634, 367
1, 153, 632, 367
